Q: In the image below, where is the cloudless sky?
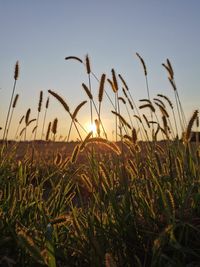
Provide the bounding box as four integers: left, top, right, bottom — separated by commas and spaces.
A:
0, 0, 200, 140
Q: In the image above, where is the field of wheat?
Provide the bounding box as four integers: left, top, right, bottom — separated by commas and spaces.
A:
0, 55, 200, 267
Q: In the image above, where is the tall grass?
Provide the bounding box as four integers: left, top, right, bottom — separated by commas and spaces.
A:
0, 55, 200, 267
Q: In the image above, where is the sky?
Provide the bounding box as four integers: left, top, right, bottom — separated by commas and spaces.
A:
0, 0, 200, 140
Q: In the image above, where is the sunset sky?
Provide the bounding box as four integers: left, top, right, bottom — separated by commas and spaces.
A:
0, 0, 200, 140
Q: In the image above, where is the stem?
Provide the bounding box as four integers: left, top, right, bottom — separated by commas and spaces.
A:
41, 108, 47, 140
3, 80, 17, 141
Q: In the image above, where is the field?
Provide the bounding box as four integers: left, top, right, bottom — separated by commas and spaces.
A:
0, 56, 200, 267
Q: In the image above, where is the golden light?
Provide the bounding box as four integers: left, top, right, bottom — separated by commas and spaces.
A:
85, 122, 97, 134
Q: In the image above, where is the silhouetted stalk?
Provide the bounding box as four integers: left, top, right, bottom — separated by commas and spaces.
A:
98, 74, 106, 137
174, 90, 184, 133
15, 115, 24, 139
118, 97, 133, 128
24, 108, 31, 141
41, 97, 49, 140
48, 90, 83, 141
34, 91, 43, 140
121, 80, 146, 141
6, 94, 19, 140
52, 118, 58, 141
82, 83, 107, 139
65, 55, 115, 109
3, 61, 19, 141
157, 94, 179, 139
163, 59, 186, 136
85, 55, 93, 129
67, 121, 73, 142
136, 53, 154, 140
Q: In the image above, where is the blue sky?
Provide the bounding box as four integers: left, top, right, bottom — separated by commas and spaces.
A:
0, 0, 200, 140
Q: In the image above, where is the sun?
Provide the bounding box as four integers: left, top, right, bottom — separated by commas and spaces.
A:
85, 122, 97, 134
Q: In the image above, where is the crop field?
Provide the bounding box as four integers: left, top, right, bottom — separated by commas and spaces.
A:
0, 56, 200, 267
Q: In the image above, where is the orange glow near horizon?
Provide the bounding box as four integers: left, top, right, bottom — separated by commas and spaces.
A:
85, 122, 97, 135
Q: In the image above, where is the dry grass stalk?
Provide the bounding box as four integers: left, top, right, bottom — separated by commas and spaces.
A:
175, 157, 183, 179
85, 137, 121, 155
46, 122, 51, 141
154, 125, 160, 140
118, 74, 129, 91
19, 127, 26, 137
52, 118, 58, 136
167, 59, 174, 78
38, 91, 43, 112
41, 97, 50, 139
32, 126, 37, 134
166, 190, 175, 217
122, 87, 128, 98
139, 104, 155, 113
15, 115, 24, 139
85, 54, 91, 74
80, 173, 93, 192
61, 156, 70, 169
123, 134, 132, 142
157, 94, 173, 109
185, 110, 199, 142
19, 115, 24, 124
107, 78, 116, 93
128, 159, 138, 176
111, 68, 118, 92
132, 128, 137, 144
143, 114, 150, 128
82, 83, 93, 99
118, 97, 126, 104
98, 73, 106, 103
70, 144, 80, 163
162, 58, 174, 80
162, 116, 169, 139
136, 52, 147, 76
95, 119, 100, 136
12, 94, 19, 108
65, 56, 83, 63
3, 61, 19, 141
153, 98, 166, 108
25, 109, 31, 125
155, 103, 169, 117
46, 97, 49, 109
99, 162, 111, 187
139, 99, 152, 105
72, 101, 87, 120
133, 115, 142, 123
27, 119, 36, 127
128, 98, 134, 110
48, 90, 70, 114
162, 63, 173, 80
14, 61, 19, 80
54, 152, 62, 166
196, 115, 199, 128
111, 110, 131, 130
6, 94, 20, 139
50, 215, 71, 226
168, 78, 177, 91
80, 131, 93, 151
34, 91, 43, 140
